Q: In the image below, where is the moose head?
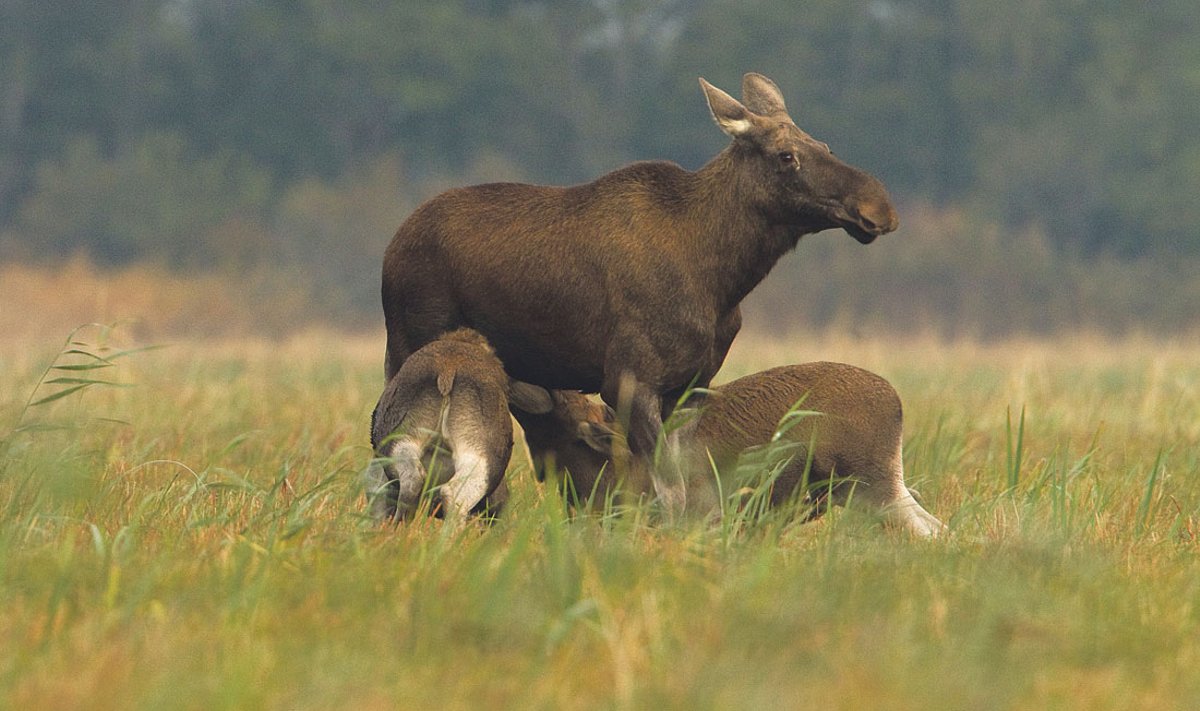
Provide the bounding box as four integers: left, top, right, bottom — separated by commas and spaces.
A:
700, 73, 898, 244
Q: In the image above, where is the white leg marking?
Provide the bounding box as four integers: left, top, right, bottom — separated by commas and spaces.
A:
389, 439, 428, 518
440, 448, 491, 518
854, 443, 946, 538
881, 487, 947, 538
363, 459, 395, 520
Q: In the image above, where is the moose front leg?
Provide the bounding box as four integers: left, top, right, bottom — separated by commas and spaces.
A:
660, 310, 741, 415
602, 373, 687, 517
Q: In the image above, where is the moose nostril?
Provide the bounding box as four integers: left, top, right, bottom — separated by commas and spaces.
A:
851, 205, 882, 230
856, 203, 899, 234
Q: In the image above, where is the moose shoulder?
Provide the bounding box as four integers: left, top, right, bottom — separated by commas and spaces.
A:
381, 72, 898, 513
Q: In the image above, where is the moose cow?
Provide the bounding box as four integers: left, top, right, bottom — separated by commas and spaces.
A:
381, 73, 898, 514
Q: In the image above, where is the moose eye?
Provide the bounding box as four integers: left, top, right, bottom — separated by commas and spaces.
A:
778, 151, 795, 165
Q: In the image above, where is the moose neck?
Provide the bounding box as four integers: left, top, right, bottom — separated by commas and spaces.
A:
688, 146, 805, 313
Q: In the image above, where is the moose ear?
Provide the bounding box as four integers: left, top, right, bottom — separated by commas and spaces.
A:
741, 72, 788, 117
699, 77, 758, 139
600, 403, 617, 424
577, 420, 617, 454
508, 380, 554, 414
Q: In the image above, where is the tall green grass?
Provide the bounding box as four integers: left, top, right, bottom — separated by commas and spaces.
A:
1, 328, 1198, 709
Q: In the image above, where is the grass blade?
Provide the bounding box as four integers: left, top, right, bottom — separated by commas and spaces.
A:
28, 383, 92, 407
43, 377, 129, 387
51, 362, 116, 372
1005, 404, 1026, 490
1135, 447, 1167, 539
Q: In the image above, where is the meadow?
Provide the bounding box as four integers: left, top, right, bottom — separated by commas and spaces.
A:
1, 324, 1198, 710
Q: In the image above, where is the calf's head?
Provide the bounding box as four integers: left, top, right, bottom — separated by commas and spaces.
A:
700, 73, 898, 243
512, 389, 622, 501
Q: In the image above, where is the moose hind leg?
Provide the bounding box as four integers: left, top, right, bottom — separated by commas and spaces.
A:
383, 329, 413, 381
851, 445, 946, 538
881, 487, 946, 538
440, 448, 493, 519
363, 459, 399, 520
389, 439, 428, 520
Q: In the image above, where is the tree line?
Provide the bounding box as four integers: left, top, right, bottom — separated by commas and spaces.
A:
1, 0, 1197, 287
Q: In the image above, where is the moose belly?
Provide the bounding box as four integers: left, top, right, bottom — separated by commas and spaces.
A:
450, 248, 718, 394
463, 308, 715, 395
492, 337, 606, 392
453, 267, 610, 391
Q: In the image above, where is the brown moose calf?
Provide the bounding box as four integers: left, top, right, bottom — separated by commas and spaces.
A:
513, 389, 620, 501
541, 362, 946, 537
366, 328, 551, 521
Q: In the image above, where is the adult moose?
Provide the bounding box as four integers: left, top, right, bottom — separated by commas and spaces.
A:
381, 73, 898, 514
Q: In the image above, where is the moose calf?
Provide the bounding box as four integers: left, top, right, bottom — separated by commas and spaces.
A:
512, 389, 621, 504
366, 328, 552, 521
540, 362, 946, 537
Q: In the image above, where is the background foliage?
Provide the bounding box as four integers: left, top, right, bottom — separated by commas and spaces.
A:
1, 0, 1198, 335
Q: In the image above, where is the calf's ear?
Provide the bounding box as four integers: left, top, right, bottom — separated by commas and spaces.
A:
577, 421, 618, 453
600, 403, 617, 424
508, 380, 554, 414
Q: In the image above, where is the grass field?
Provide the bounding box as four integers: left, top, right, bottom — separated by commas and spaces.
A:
2, 325, 1198, 710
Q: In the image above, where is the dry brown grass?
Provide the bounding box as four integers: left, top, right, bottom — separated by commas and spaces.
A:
0, 259, 332, 345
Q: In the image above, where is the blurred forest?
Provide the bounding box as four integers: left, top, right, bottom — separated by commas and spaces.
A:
1, 0, 1198, 338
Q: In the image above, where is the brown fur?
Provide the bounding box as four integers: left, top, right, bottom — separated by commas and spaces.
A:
514, 391, 621, 506
544, 363, 945, 537
688, 363, 907, 509
381, 73, 898, 513
367, 329, 514, 520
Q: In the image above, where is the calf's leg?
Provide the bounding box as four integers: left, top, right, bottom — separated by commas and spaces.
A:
845, 445, 946, 538
389, 438, 428, 520
439, 448, 492, 519
364, 460, 399, 520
